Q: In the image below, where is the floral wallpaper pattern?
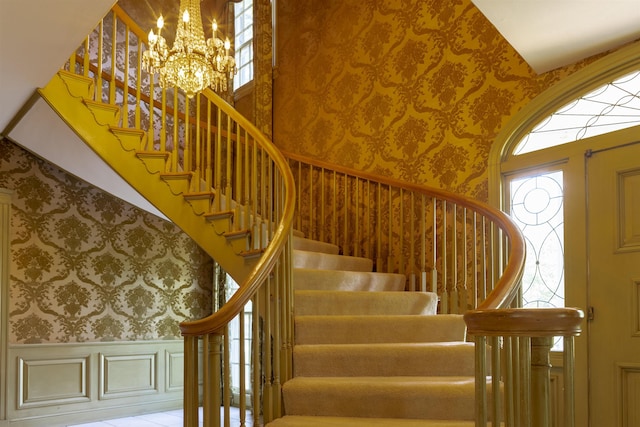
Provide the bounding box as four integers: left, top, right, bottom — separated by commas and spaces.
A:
0, 140, 213, 344
273, 0, 594, 201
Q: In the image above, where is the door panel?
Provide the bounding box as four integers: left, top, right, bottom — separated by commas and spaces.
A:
587, 142, 640, 427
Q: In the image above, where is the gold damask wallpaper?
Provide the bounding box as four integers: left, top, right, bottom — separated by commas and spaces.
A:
273, 0, 593, 200
0, 140, 213, 344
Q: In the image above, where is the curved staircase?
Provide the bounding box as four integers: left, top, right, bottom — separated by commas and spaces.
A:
21, 6, 585, 427
275, 235, 479, 426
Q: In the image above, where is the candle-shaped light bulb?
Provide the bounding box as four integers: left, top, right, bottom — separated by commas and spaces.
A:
212, 19, 218, 39
224, 38, 230, 53
157, 15, 164, 30
183, 10, 190, 23
148, 29, 156, 43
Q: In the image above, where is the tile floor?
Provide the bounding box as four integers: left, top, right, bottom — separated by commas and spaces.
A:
67, 407, 253, 427
67, 409, 186, 427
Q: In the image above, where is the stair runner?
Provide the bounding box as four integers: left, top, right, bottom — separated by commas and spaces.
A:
266, 236, 479, 427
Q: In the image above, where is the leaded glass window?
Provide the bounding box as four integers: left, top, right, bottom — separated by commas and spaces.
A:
509, 171, 564, 350
514, 71, 640, 155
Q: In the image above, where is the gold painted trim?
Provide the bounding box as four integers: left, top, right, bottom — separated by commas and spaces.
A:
0, 188, 11, 421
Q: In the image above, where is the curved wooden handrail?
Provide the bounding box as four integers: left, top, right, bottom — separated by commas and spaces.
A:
282, 149, 526, 310
464, 307, 584, 337
72, 4, 296, 336
179, 90, 296, 337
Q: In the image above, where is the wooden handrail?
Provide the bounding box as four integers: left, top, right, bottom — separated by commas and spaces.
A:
179, 118, 296, 336
283, 149, 526, 310
65, 6, 298, 423
465, 308, 583, 427
464, 307, 584, 337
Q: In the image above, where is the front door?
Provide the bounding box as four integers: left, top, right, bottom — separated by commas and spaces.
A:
587, 140, 640, 427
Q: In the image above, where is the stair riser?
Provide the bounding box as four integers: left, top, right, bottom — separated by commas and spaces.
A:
292, 237, 340, 254
295, 315, 467, 345
294, 291, 438, 316
293, 343, 475, 377
294, 250, 373, 272
283, 380, 483, 420
294, 269, 406, 292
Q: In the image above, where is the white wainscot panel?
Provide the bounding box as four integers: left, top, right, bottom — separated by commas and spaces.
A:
166, 349, 183, 392
99, 352, 157, 399
18, 356, 89, 408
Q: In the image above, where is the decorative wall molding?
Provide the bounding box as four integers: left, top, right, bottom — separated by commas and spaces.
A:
99, 352, 157, 399
18, 356, 90, 408
6, 341, 183, 427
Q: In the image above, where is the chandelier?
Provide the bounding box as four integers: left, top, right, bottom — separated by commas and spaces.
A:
142, 0, 237, 97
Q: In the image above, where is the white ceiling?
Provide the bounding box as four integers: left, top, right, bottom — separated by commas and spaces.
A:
0, 0, 167, 218
471, 0, 640, 73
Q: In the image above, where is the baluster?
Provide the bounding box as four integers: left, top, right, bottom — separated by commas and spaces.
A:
123, 23, 130, 128
451, 203, 459, 312
96, 19, 103, 101
226, 113, 232, 216
460, 207, 469, 312
490, 336, 501, 427
344, 174, 350, 255
205, 100, 212, 190
441, 200, 449, 313
171, 89, 179, 169
134, 36, 141, 129
376, 183, 383, 271
215, 107, 222, 211
431, 197, 437, 295
419, 195, 425, 290
331, 171, 338, 244
531, 337, 553, 427
109, 12, 117, 106
475, 335, 488, 426
251, 293, 260, 427
184, 335, 199, 427
223, 330, 231, 427
564, 335, 576, 427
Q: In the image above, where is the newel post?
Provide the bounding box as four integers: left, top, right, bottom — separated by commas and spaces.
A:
530, 336, 553, 427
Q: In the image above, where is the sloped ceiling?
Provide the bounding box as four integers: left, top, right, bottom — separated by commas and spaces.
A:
471, 0, 640, 73
0, 0, 115, 133
0, 0, 167, 218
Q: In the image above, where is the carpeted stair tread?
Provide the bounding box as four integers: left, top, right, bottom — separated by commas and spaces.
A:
294, 342, 475, 377
278, 237, 480, 425
294, 290, 438, 315
295, 314, 466, 344
282, 376, 478, 420
293, 250, 373, 272
294, 268, 406, 291
267, 415, 476, 426
293, 236, 340, 254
